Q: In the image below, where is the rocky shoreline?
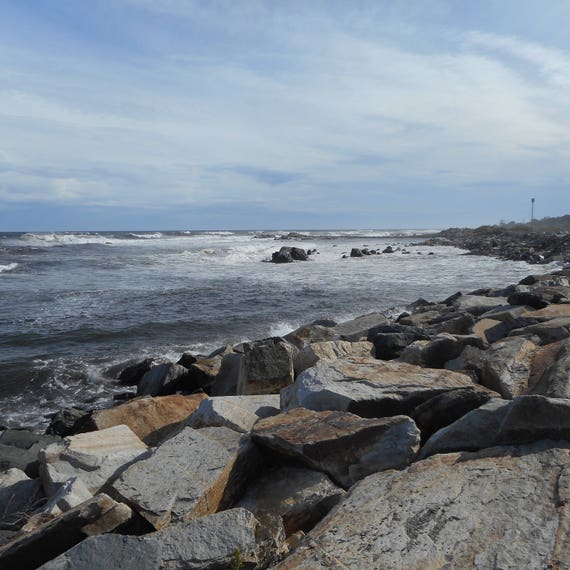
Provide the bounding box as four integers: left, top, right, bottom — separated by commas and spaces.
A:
2, 266, 570, 568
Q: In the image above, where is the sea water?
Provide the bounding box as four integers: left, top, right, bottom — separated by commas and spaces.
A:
0, 229, 549, 430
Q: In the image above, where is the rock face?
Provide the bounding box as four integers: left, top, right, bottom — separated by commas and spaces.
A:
112, 426, 261, 529
293, 340, 373, 375
275, 441, 570, 570
420, 395, 570, 459
531, 338, 570, 398
238, 339, 295, 395
39, 425, 149, 494
237, 466, 344, 535
153, 508, 285, 569
281, 357, 474, 417
272, 247, 309, 263
136, 363, 190, 397
480, 337, 537, 398
252, 408, 420, 488
0, 430, 61, 477
90, 394, 207, 445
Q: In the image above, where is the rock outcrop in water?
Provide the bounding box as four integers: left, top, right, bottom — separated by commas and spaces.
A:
3, 266, 570, 567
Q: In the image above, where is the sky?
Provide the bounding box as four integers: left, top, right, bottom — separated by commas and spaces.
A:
1, 1, 570, 231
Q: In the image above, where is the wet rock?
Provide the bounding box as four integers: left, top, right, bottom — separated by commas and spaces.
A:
0, 430, 61, 478
188, 395, 280, 433
282, 357, 474, 418
112, 426, 261, 529
39, 425, 149, 494
272, 247, 308, 263
45, 409, 93, 438
117, 358, 154, 387
237, 466, 344, 535
176, 353, 197, 368
293, 340, 373, 375
350, 248, 363, 257
90, 394, 207, 446
238, 338, 295, 395
252, 408, 420, 488
136, 363, 190, 397
275, 441, 570, 570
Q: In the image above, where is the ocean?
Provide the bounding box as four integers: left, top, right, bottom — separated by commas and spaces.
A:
0, 229, 551, 431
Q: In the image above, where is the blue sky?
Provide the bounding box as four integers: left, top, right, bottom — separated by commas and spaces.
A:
1, 1, 570, 230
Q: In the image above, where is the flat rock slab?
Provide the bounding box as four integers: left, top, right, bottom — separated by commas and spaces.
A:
453, 294, 508, 316
275, 441, 570, 570
152, 508, 283, 569
40, 425, 149, 494
0, 431, 61, 477
522, 304, 570, 320
294, 340, 373, 375
188, 395, 280, 433
281, 357, 474, 417
252, 408, 420, 488
90, 394, 207, 446
38, 535, 161, 570
238, 466, 344, 535
420, 395, 570, 459
112, 426, 261, 529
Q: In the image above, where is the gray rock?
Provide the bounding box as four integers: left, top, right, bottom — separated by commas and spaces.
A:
420, 395, 570, 459
478, 304, 534, 322
38, 535, 161, 570
531, 338, 570, 398
153, 507, 286, 569
238, 339, 295, 395
293, 340, 373, 375
275, 441, 570, 570
252, 408, 420, 488
453, 294, 508, 316
112, 426, 261, 529
281, 357, 474, 418
480, 337, 538, 398
238, 466, 345, 535
444, 345, 486, 382
0, 430, 61, 477
284, 321, 337, 349
210, 351, 243, 396
137, 363, 190, 397
332, 313, 390, 342
38, 476, 93, 516
508, 317, 570, 344
0, 468, 43, 528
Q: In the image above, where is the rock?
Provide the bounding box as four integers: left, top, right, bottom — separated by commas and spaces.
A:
117, 358, 154, 386
350, 248, 363, 257
153, 507, 286, 570
176, 353, 197, 368
209, 351, 243, 396
275, 441, 570, 570
0, 494, 132, 570
480, 337, 538, 398
282, 357, 474, 417
252, 408, 420, 488
508, 317, 570, 344
333, 313, 390, 342
38, 535, 161, 570
272, 247, 308, 263
472, 317, 510, 343
238, 466, 344, 535
453, 295, 508, 316
410, 387, 494, 443
293, 340, 373, 375
45, 409, 92, 438
0, 468, 43, 528
136, 363, 190, 397
530, 338, 570, 398
397, 340, 430, 365
420, 395, 570, 459
508, 291, 551, 309
444, 345, 486, 382
188, 395, 280, 433
521, 304, 570, 320
39, 425, 149, 494
112, 426, 261, 529
90, 394, 207, 446
284, 321, 337, 349
38, 476, 93, 516
479, 304, 533, 322
382, 246, 394, 253
0, 430, 61, 478
238, 338, 295, 395
430, 312, 476, 335
184, 350, 229, 392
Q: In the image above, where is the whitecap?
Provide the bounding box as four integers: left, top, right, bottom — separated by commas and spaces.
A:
0, 262, 18, 273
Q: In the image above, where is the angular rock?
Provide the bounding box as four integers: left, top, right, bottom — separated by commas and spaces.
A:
530, 338, 570, 398
508, 291, 551, 309
0, 494, 132, 570
153, 507, 285, 569
45, 408, 92, 438
112, 426, 261, 529
420, 395, 570, 459
479, 304, 534, 322
444, 345, 486, 382
39, 476, 93, 516
480, 337, 538, 398
117, 358, 154, 386
453, 294, 508, 316
185, 349, 230, 392
90, 394, 207, 446
281, 357, 474, 418
0, 468, 43, 529
429, 312, 476, 335
284, 321, 337, 349
40, 425, 149, 494
238, 338, 295, 395
472, 318, 510, 343
509, 317, 570, 344
275, 441, 570, 570
293, 340, 373, 375
0, 431, 61, 478
333, 313, 390, 342
176, 353, 197, 368
188, 395, 280, 433
521, 304, 570, 320
350, 248, 363, 257
136, 363, 190, 397
238, 466, 344, 535
209, 351, 243, 396
38, 535, 161, 570
252, 408, 420, 488
397, 340, 429, 365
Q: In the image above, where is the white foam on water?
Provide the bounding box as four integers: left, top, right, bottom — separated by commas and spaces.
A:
21, 232, 115, 246
0, 263, 18, 273
128, 232, 163, 239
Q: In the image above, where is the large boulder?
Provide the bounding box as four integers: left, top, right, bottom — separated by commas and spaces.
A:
112, 426, 261, 529
284, 320, 337, 349
281, 357, 474, 418
530, 338, 570, 398
237, 466, 344, 535
39, 425, 149, 494
508, 317, 570, 344
333, 313, 390, 342
188, 395, 280, 433
480, 337, 538, 398
0, 430, 61, 477
453, 294, 508, 316
237, 339, 295, 395
45, 408, 92, 438
272, 247, 308, 263
117, 358, 154, 386
371, 325, 430, 360
293, 340, 373, 375
252, 408, 420, 488
136, 363, 190, 397
275, 441, 570, 569
90, 394, 207, 446
209, 351, 243, 396
420, 395, 570, 459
